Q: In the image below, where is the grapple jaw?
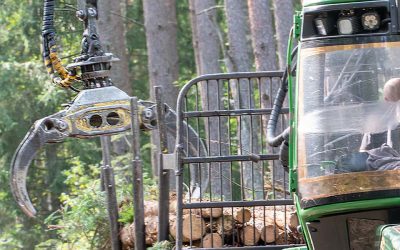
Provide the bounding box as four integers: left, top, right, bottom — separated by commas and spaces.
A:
10, 86, 208, 217
10, 113, 67, 217
10, 86, 132, 217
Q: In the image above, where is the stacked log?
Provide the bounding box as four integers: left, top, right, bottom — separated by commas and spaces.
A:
202, 233, 223, 248
120, 204, 304, 249
144, 216, 158, 245
289, 211, 300, 231
201, 207, 223, 219
240, 224, 261, 246
120, 224, 135, 250
216, 214, 235, 236
170, 213, 207, 242
234, 208, 252, 224
261, 224, 277, 243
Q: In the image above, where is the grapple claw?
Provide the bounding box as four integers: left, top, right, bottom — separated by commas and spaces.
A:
10, 86, 132, 217
10, 113, 67, 217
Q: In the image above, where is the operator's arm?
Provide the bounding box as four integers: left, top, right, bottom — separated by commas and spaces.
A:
359, 78, 400, 151
383, 78, 400, 102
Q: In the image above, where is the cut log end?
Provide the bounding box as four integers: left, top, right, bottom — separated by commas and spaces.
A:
216, 215, 235, 236
261, 224, 278, 243
234, 208, 252, 224
170, 213, 206, 242
289, 212, 299, 231
240, 225, 261, 246
202, 233, 223, 248
201, 207, 223, 219
120, 224, 135, 250
145, 216, 158, 245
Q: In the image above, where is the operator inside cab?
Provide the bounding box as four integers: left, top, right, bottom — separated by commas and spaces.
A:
357, 78, 400, 169
296, 2, 400, 207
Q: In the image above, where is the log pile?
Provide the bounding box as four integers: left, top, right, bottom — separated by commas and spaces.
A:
120, 202, 304, 249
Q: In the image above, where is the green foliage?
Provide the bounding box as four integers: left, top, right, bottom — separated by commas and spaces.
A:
294, 0, 304, 11
0, 0, 42, 61
41, 143, 158, 247
147, 241, 174, 250
118, 201, 134, 225
177, 0, 196, 80
42, 162, 110, 250
0, 61, 65, 248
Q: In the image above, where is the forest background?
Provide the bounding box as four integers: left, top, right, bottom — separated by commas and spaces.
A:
0, 0, 300, 248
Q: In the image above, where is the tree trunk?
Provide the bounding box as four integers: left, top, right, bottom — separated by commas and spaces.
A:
249, 0, 285, 197
143, 0, 179, 179
225, 0, 263, 200
190, 0, 231, 200
98, 0, 132, 156
188, 0, 201, 74
225, 0, 252, 73
98, 0, 132, 95
191, 0, 221, 74
273, 0, 294, 69
143, 0, 179, 108
248, 0, 277, 71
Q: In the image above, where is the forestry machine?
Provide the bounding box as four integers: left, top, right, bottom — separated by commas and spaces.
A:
10, 0, 206, 220
271, 0, 400, 249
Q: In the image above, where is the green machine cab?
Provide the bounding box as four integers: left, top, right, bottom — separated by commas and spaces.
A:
280, 0, 400, 249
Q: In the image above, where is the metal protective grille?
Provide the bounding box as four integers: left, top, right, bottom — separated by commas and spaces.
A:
175, 72, 304, 249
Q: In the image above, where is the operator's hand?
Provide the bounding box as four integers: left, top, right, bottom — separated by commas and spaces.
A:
384, 78, 400, 102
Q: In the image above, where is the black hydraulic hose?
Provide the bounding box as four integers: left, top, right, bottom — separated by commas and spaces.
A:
42, 0, 56, 58
42, 0, 55, 35
42, 0, 57, 78
266, 46, 298, 147
42, 0, 79, 89
266, 70, 290, 147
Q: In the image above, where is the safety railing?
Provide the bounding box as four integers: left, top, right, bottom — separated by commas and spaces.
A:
174, 72, 304, 249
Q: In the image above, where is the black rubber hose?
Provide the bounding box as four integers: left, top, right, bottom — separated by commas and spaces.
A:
266, 70, 290, 147
266, 46, 298, 147
42, 0, 55, 34
42, 0, 56, 58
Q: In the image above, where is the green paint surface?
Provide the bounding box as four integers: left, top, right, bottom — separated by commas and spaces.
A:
298, 197, 400, 221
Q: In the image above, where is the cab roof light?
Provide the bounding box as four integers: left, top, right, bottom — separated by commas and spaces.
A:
337, 10, 360, 35
361, 11, 380, 31
314, 13, 335, 36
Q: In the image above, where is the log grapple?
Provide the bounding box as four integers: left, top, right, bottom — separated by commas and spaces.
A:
10, 0, 207, 220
